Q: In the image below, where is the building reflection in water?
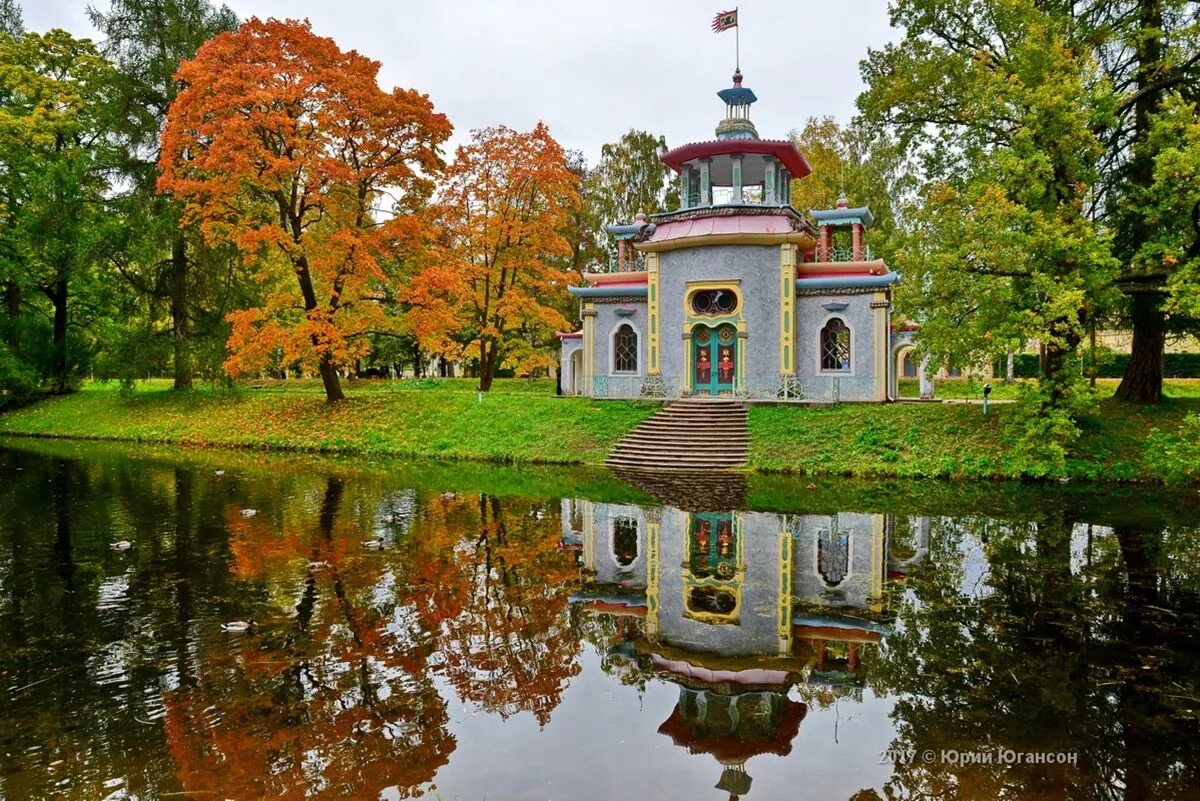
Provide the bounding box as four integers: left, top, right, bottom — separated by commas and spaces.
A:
563, 499, 929, 800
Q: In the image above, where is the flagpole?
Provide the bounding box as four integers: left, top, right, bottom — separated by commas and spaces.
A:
735, 7, 740, 69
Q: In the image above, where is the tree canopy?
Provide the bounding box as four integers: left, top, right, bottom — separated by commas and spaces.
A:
158, 17, 452, 402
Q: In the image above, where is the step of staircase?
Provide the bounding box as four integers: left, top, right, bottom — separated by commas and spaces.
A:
606, 399, 751, 471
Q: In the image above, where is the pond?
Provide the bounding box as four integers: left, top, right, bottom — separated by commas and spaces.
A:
1, 439, 1198, 801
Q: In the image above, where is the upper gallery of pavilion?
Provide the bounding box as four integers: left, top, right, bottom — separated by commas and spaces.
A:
619, 69, 819, 255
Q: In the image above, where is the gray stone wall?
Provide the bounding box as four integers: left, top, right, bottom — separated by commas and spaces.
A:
658, 244, 781, 390
587, 502, 649, 586
654, 508, 786, 657
794, 293, 881, 402
591, 301, 647, 398
791, 512, 883, 613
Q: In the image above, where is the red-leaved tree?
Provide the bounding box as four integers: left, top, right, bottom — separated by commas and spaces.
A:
158, 18, 451, 401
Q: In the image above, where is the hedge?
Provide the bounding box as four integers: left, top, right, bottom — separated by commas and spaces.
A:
997, 352, 1200, 379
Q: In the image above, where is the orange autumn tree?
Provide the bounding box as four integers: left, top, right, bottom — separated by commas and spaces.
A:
158, 17, 452, 401
408, 123, 579, 391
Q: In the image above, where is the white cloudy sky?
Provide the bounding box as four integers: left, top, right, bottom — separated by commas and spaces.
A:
24, 0, 897, 163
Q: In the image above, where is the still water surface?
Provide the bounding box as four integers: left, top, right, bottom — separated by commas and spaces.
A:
1, 439, 1199, 801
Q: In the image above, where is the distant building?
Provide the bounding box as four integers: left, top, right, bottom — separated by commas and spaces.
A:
560, 69, 911, 402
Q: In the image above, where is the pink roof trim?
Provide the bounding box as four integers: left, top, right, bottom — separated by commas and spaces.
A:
556, 331, 583, 340
649, 213, 798, 243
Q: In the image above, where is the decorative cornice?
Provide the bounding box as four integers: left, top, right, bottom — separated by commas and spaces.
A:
590, 296, 648, 305
639, 231, 816, 253
796, 285, 880, 297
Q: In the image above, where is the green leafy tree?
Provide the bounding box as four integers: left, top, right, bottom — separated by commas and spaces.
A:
87, 0, 239, 390
0, 0, 21, 37
586, 129, 677, 233
1096, 0, 1200, 402
1136, 96, 1200, 324
859, 1, 1119, 407
0, 30, 118, 392
788, 115, 912, 253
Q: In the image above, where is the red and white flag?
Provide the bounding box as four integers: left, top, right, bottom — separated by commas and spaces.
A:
712, 8, 738, 32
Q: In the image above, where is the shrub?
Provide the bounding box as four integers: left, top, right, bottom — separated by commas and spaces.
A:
1146, 414, 1200, 483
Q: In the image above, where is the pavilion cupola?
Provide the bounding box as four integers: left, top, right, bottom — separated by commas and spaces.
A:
659, 70, 812, 211
810, 193, 876, 262
715, 68, 758, 140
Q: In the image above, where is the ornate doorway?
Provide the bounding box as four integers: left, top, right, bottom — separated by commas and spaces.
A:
692, 323, 737, 395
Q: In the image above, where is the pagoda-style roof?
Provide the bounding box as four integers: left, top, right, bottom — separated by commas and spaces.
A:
811, 205, 875, 227
658, 696, 806, 762
650, 653, 792, 688
661, 139, 812, 180
717, 85, 758, 106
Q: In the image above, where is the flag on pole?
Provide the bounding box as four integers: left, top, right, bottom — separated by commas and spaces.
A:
712, 8, 738, 32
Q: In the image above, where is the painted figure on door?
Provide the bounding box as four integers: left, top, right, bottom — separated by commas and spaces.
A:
718, 347, 734, 384
696, 349, 712, 384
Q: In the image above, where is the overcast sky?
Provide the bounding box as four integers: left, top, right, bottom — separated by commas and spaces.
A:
24, 0, 898, 163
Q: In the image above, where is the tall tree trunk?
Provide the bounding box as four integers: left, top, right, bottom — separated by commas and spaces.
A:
1115, 292, 1165, 403
3, 281, 18, 348
170, 231, 193, 391
50, 278, 69, 393
1088, 321, 1097, 389
479, 339, 496, 392
1117, 0, 1167, 403
293, 258, 345, 402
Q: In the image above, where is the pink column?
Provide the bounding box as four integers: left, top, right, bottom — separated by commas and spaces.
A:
819, 226, 831, 261
852, 224, 864, 261
617, 239, 626, 272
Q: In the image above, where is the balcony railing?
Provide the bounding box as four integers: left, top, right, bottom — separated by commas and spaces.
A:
812, 246, 875, 263
590, 374, 811, 401
590, 251, 647, 274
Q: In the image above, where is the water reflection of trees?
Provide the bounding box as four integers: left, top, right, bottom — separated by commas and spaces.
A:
870, 514, 1200, 801
406, 493, 582, 726
165, 474, 456, 798
0, 451, 583, 798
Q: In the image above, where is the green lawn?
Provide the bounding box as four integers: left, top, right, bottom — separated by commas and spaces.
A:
748, 394, 1200, 482
0, 380, 656, 465
2, 379, 1198, 484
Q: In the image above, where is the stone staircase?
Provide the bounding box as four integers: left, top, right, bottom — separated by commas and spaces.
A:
606, 399, 749, 471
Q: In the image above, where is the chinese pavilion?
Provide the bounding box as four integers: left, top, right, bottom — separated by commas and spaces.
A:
560, 69, 904, 402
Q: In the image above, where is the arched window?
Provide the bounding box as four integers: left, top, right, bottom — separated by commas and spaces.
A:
613, 324, 638, 373
818, 524, 850, 587
820, 318, 851, 372
611, 517, 638, 567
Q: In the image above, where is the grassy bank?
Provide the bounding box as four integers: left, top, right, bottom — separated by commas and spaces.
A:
1, 379, 1198, 483
0, 380, 656, 464
747, 396, 1200, 482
